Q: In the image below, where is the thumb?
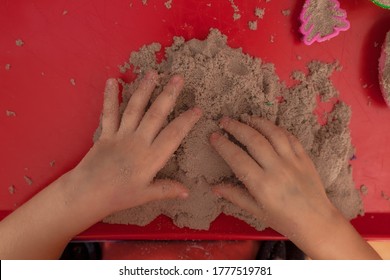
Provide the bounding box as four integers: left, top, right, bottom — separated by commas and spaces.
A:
213, 183, 266, 222
146, 179, 189, 203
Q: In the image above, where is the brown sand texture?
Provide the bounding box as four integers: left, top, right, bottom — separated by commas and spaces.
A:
96, 29, 363, 230
379, 31, 390, 104
375, 0, 390, 6
301, 0, 349, 43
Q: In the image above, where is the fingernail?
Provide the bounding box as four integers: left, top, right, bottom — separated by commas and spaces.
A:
106, 78, 116, 87
219, 116, 230, 128
210, 132, 221, 142
179, 192, 189, 199
145, 70, 156, 80
170, 75, 183, 85
192, 107, 202, 117
212, 189, 223, 198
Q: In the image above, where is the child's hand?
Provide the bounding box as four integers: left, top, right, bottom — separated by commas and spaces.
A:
210, 116, 339, 240
210, 115, 380, 259
0, 73, 203, 259
73, 72, 202, 216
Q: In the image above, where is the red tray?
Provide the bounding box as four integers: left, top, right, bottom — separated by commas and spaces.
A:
1, 0, 390, 240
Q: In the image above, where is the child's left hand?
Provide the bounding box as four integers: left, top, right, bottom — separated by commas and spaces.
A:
0, 72, 202, 259
71, 71, 202, 217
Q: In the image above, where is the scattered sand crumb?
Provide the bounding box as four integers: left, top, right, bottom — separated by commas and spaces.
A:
270, 35, 275, 43
206, 3, 212, 7
297, 55, 302, 60
70, 78, 76, 86
362, 83, 368, 89
15, 39, 24, 47
142, 0, 147, 5
6, 110, 16, 117
117, 78, 127, 88
49, 160, 56, 167
118, 62, 131, 73
374, 41, 379, 48
381, 191, 390, 201
248, 20, 258, 31
62, 10, 68, 15
266, 0, 271, 2
164, 0, 173, 9
24, 175, 33, 186
229, 0, 241, 20
291, 70, 306, 81
8, 185, 16, 195
360, 185, 368, 196
228, 0, 239, 12
282, 9, 291, 16
367, 96, 372, 107
255, 7, 265, 19
5, 64, 11, 71
233, 13, 241, 21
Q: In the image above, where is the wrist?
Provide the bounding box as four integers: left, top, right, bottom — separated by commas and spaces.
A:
292, 206, 380, 259
57, 169, 112, 226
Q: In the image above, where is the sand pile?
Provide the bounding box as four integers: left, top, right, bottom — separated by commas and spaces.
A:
95, 29, 363, 230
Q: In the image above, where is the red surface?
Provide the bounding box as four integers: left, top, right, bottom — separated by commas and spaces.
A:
1, 0, 390, 240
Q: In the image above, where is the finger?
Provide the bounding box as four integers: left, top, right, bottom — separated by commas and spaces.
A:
219, 116, 279, 169
136, 75, 184, 142
210, 132, 264, 191
145, 179, 189, 203
151, 107, 202, 170
240, 114, 295, 159
101, 79, 120, 137
213, 183, 265, 221
120, 70, 159, 132
285, 131, 307, 158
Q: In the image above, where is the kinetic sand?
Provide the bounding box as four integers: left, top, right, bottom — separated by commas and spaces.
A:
95, 29, 362, 230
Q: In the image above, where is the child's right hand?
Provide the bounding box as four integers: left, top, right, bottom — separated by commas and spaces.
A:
210, 115, 336, 238
210, 115, 380, 259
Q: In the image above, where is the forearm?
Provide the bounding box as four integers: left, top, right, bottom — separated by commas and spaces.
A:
293, 209, 381, 260
0, 170, 107, 259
